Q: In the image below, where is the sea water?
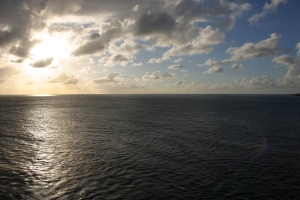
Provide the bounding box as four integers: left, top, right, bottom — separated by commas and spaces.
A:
0, 94, 300, 199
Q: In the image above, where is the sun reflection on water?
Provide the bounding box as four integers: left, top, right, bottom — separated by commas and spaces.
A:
24, 100, 72, 198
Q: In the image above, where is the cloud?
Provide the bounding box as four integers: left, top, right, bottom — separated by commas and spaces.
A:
249, 0, 288, 24
168, 64, 184, 69
231, 63, 243, 70
109, 38, 146, 55
80, 66, 93, 74
273, 55, 296, 67
161, 72, 176, 78
9, 39, 39, 58
46, 72, 78, 85
0, 66, 21, 83
64, 78, 78, 85
134, 12, 176, 36
72, 20, 125, 56
226, 33, 281, 60
89, 33, 100, 40
175, 80, 187, 86
48, 26, 71, 34
0, 0, 46, 60
200, 58, 235, 66
173, 58, 183, 63
72, 40, 105, 56
30, 57, 54, 68
93, 72, 121, 84
132, 62, 143, 67
296, 42, 300, 57
142, 71, 176, 80
203, 66, 224, 74
162, 26, 225, 58
98, 54, 133, 67
173, 0, 229, 23
148, 57, 169, 63
218, 2, 251, 31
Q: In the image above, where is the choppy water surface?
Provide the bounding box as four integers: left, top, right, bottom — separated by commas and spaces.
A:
0, 94, 300, 199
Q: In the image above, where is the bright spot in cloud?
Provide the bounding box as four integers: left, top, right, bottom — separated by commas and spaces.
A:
30, 33, 70, 60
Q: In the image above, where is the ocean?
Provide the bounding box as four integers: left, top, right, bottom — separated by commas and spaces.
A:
0, 94, 300, 199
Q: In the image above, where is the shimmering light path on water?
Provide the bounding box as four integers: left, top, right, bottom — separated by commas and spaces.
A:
0, 95, 300, 199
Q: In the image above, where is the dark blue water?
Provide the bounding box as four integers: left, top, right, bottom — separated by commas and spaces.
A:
0, 94, 300, 199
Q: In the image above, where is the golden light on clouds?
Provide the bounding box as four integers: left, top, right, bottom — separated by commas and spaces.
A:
0, 0, 299, 95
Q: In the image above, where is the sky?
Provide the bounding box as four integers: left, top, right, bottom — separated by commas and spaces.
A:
0, 0, 300, 94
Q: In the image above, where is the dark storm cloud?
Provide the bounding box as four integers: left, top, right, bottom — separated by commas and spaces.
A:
72, 41, 105, 56
9, 40, 39, 58
30, 57, 53, 68
54, 0, 163, 17
89, 33, 100, 40
0, 1, 46, 46
72, 20, 124, 56
135, 12, 176, 36
174, 0, 229, 22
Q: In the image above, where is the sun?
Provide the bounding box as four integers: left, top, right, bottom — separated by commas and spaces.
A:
30, 33, 70, 60
23, 32, 71, 79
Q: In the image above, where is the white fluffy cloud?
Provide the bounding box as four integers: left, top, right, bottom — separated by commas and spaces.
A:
98, 54, 133, 67
200, 58, 235, 66
203, 66, 224, 74
273, 55, 296, 67
226, 33, 280, 60
272, 46, 300, 88
249, 0, 288, 24
173, 58, 183, 63
231, 63, 243, 70
93, 72, 121, 84
142, 71, 176, 80
163, 26, 225, 58
132, 62, 143, 67
45, 72, 78, 85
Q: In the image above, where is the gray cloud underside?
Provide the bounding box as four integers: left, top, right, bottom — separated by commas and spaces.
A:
30, 57, 53, 68
93, 72, 120, 84
168, 64, 184, 69
46, 73, 78, 84
203, 66, 224, 74
175, 80, 187, 86
142, 71, 176, 80
231, 63, 243, 70
0, 0, 253, 62
226, 33, 281, 60
0, 0, 46, 55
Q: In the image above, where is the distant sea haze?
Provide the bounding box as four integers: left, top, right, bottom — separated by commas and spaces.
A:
0, 94, 300, 199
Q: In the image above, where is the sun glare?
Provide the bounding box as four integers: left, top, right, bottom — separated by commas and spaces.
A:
24, 32, 71, 79
30, 33, 70, 60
